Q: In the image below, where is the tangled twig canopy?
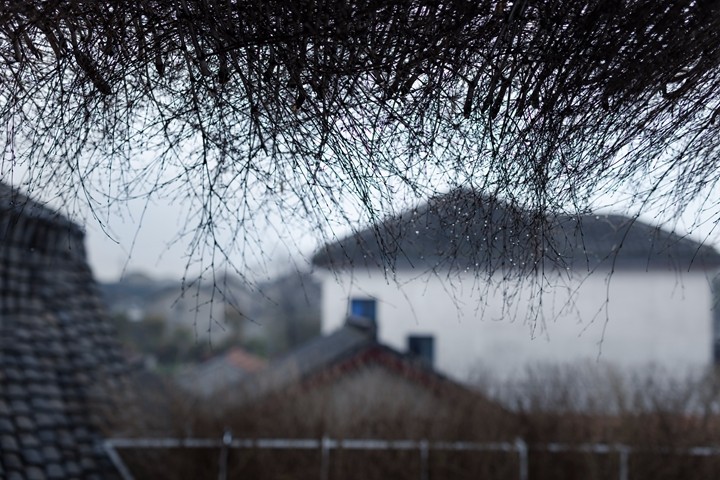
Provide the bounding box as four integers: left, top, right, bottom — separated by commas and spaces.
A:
2, 0, 719, 273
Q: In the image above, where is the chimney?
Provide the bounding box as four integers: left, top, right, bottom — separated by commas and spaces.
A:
345, 314, 377, 340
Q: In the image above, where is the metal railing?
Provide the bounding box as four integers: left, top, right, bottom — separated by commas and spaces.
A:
103, 433, 720, 480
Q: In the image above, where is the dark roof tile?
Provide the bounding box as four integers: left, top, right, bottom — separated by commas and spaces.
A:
72, 427, 91, 441
25, 466, 46, 480
35, 413, 55, 428
7, 470, 24, 480
45, 464, 65, 479
3, 452, 23, 469
21, 448, 44, 465
41, 446, 62, 462
5, 384, 26, 398
0, 183, 128, 478
9, 400, 30, 414
37, 429, 56, 443
30, 397, 51, 411
313, 189, 536, 271
56, 430, 74, 448
312, 189, 720, 272
63, 460, 81, 476
551, 214, 720, 270
23, 369, 44, 382
19, 433, 40, 448
4, 368, 22, 381
1, 434, 20, 451
15, 415, 34, 431
0, 417, 15, 433
80, 456, 97, 471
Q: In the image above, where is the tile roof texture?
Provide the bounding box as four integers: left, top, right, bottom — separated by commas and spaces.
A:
312, 189, 720, 272
313, 189, 535, 272
242, 317, 475, 402
551, 213, 720, 270
0, 184, 126, 479
176, 347, 267, 397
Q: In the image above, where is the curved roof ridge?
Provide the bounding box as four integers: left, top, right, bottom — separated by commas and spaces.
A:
313, 190, 720, 271
0, 182, 80, 233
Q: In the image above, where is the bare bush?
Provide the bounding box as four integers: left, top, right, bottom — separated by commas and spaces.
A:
108, 364, 720, 478
2, 1, 720, 275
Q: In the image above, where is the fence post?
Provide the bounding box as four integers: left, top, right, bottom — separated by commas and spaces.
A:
419, 440, 429, 480
515, 438, 528, 480
618, 446, 629, 480
103, 440, 135, 480
320, 436, 330, 480
218, 429, 232, 480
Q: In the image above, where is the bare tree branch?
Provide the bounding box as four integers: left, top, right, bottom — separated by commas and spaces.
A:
2, 0, 720, 274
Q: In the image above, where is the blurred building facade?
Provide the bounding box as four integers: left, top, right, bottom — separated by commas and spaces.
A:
313, 189, 720, 381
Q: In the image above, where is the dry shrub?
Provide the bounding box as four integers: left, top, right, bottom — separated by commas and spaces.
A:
109, 367, 518, 478
107, 364, 720, 479
489, 363, 720, 480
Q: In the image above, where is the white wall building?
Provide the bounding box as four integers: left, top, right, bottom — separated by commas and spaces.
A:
313, 190, 720, 382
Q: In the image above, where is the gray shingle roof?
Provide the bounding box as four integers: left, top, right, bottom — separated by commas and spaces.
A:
242, 318, 471, 401
0, 184, 126, 479
551, 214, 720, 270
243, 322, 375, 398
176, 347, 267, 397
312, 189, 720, 272
313, 189, 537, 272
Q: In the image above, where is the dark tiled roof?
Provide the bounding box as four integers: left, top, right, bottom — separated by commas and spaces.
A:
177, 347, 267, 397
244, 323, 374, 398
312, 189, 538, 272
0, 183, 81, 238
551, 214, 720, 270
0, 184, 126, 479
243, 319, 470, 400
312, 189, 720, 272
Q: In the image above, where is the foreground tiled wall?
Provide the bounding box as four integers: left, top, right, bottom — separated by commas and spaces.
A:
0, 185, 126, 480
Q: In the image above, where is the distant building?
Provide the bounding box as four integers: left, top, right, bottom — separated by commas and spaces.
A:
251, 270, 321, 352
100, 269, 321, 356
176, 346, 266, 397
146, 285, 230, 340
100, 273, 244, 343
240, 316, 504, 424
313, 189, 720, 381
0, 183, 127, 478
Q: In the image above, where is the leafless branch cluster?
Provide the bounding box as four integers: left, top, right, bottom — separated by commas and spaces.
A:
2, 0, 719, 272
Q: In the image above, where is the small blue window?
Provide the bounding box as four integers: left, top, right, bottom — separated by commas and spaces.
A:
408, 335, 434, 366
350, 298, 376, 323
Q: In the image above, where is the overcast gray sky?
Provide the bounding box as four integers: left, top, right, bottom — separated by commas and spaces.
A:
80, 193, 321, 282
4, 173, 720, 284
84, 191, 720, 283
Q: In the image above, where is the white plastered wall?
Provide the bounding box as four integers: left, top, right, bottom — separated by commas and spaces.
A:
317, 267, 716, 382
